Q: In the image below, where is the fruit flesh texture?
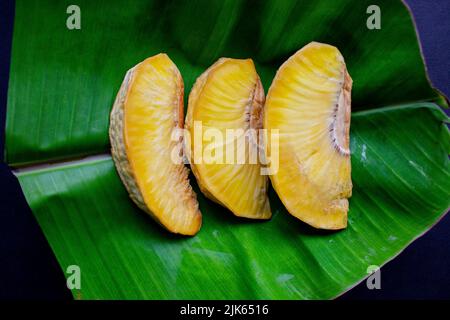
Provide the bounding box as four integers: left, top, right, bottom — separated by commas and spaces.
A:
264, 42, 352, 230
186, 58, 271, 219
110, 54, 201, 235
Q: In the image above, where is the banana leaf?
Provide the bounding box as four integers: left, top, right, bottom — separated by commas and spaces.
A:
5, 0, 450, 299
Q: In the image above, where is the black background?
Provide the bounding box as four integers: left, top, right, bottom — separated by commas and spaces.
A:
0, 0, 449, 299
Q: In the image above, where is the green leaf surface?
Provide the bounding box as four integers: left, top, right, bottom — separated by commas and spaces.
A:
6, 0, 450, 299
16, 104, 450, 299
6, 0, 445, 165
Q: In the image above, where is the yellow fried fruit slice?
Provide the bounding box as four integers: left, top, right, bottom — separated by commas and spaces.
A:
264, 42, 352, 230
109, 54, 202, 236
185, 58, 271, 219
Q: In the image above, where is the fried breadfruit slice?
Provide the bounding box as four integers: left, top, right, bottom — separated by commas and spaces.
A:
264, 42, 352, 230
110, 54, 202, 235
185, 58, 271, 219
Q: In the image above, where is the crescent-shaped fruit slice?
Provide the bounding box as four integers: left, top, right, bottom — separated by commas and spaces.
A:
185, 58, 271, 219
264, 42, 352, 230
109, 54, 202, 235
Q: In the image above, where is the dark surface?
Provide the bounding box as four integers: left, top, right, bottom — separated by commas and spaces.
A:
404, 0, 450, 100
0, 163, 72, 300
0, 0, 449, 299
0, 0, 72, 300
